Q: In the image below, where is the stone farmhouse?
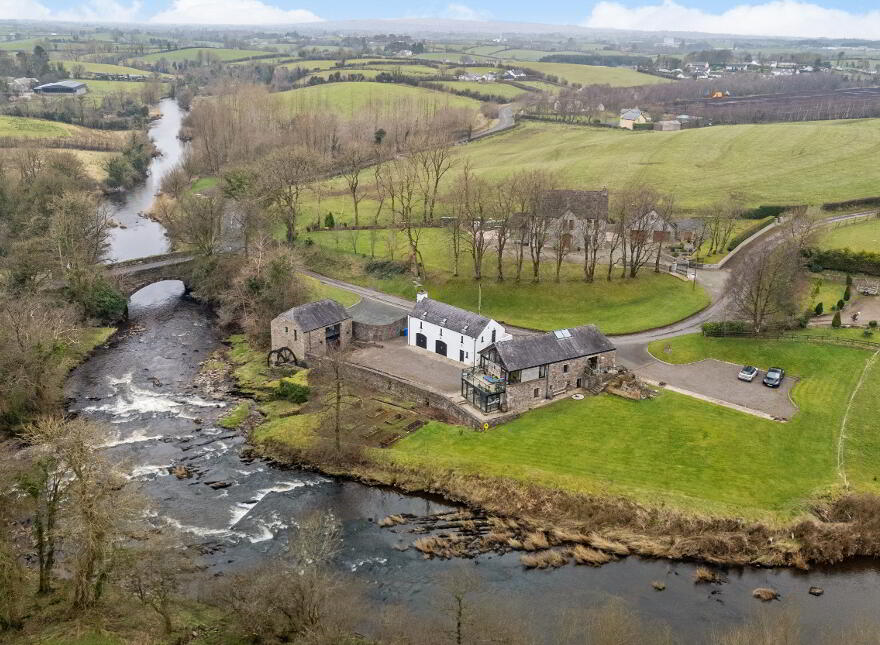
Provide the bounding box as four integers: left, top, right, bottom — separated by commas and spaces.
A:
271, 299, 352, 362
462, 325, 617, 414
512, 188, 609, 252
407, 293, 510, 366
619, 108, 649, 129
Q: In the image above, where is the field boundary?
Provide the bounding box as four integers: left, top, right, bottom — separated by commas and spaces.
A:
837, 349, 880, 488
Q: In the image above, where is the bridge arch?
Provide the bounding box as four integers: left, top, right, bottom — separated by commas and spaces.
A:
107, 252, 197, 298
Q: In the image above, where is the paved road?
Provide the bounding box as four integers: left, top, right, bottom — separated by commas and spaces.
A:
469, 104, 515, 141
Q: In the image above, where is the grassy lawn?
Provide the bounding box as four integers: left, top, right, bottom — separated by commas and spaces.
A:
272, 82, 482, 118
430, 80, 528, 99
0, 115, 79, 138
817, 217, 880, 253
803, 274, 849, 311
692, 218, 773, 263
58, 60, 155, 75
391, 332, 880, 519
302, 274, 360, 307
305, 229, 709, 334
72, 79, 168, 100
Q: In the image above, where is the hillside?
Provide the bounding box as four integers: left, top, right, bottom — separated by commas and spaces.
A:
272, 81, 483, 117
131, 47, 268, 63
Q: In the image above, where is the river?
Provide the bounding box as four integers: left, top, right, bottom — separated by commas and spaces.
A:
66, 99, 880, 644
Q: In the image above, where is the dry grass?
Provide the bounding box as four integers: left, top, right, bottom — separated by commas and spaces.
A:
752, 587, 780, 601
587, 532, 631, 556
521, 531, 550, 551
378, 514, 406, 527
411, 535, 468, 558
571, 545, 613, 566
520, 549, 568, 569
694, 566, 722, 584
651, 580, 666, 591
549, 528, 590, 544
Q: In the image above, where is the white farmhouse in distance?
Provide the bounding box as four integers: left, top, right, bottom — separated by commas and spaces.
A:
407, 293, 510, 366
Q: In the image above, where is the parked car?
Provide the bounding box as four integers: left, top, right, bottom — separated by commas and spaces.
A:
738, 365, 759, 382
763, 367, 785, 388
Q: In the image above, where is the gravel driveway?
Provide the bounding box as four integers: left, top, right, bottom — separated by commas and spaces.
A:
638, 358, 798, 420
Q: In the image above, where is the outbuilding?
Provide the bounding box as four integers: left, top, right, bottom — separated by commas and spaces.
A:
34, 80, 88, 95
407, 293, 510, 365
347, 297, 407, 342
654, 120, 681, 131
271, 299, 352, 361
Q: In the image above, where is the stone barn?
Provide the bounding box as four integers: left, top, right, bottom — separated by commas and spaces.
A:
347, 298, 407, 342
270, 299, 352, 361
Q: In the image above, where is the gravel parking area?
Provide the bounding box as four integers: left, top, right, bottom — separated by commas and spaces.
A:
638, 358, 798, 420
348, 337, 463, 395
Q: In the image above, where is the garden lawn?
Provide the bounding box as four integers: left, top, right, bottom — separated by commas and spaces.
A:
817, 217, 880, 253
392, 333, 879, 519
305, 229, 709, 334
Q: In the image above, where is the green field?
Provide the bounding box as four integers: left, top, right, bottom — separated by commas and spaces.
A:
58, 60, 153, 75
445, 119, 880, 209
0, 115, 80, 138
131, 47, 268, 63
72, 78, 167, 100
431, 80, 528, 99
0, 37, 45, 51
817, 217, 880, 253
391, 333, 880, 518
277, 58, 344, 71
515, 62, 669, 87
494, 49, 585, 61
517, 80, 562, 92
305, 228, 709, 334
300, 69, 383, 82
272, 82, 482, 118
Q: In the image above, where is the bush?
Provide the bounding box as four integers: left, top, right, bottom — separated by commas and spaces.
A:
275, 379, 309, 403
808, 261, 824, 273
702, 321, 748, 336
864, 330, 874, 338
365, 259, 408, 278
801, 247, 880, 277
832, 311, 842, 328
822, 196, 880, 211
844, 285, 851, 301
837, 299, 845, 310
742, 205, 792, 220
726, 218, 775, 252
324, 213, 335, 229
66, 275, 127, 323
870, 320, 878, 328
814, 302, 824, 316
846, 274, 854, 287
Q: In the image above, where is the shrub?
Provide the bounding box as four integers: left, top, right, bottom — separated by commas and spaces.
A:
864, 330, 874, 338
844, 285, 852, 301
727, 218, 775, 251
808, 261, 824, 273
275, 379, 309, 403
837, 299, 845, 310
814, 302, 824, 316
832, 311, 842, 328
702, 321, 748, 336
846, 274, 854, 286
870, 320, 878, 328
742, 205, 791, 220
802, 247, 880, 277
822, 196, 880, 211
324, 213, 335, 229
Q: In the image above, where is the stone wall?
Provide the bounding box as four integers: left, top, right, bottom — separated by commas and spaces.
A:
271, 319, 353, 360
352, 319, 406, 343
503, 350, 617, 413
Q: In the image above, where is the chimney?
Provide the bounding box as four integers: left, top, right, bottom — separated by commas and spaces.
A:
416, 290, 428, 303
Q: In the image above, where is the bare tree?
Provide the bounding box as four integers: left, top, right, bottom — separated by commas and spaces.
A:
257, 147, 322, 245
155, 192, 226, 257
727, 242, 801, 331
310, 347, 358, 456
782, 205, 821, 252
582, 216, 606, 283
412, 135, 457, 223
454, 165, 492, 281
492, 177, 516, 282
339, 142, 372, 227
384, 158, 425, 278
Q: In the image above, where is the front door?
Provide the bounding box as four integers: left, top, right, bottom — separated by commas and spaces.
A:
415, 333, 427, 349
435, 340, 447, 357
459, 349, 465, 362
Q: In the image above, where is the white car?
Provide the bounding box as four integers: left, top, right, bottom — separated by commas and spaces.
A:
738, 365, 759, 382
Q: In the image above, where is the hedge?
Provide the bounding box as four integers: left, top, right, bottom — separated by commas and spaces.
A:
802, 247, 880, 277
726, 217, 775, 252
702, 321, 748, 336
822, 196, 880, 212
743, 205, 794, 220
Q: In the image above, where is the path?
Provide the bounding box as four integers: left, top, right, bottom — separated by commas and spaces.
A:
470, 105, 515, 140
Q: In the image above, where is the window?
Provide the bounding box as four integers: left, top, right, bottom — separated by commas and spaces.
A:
439, 328, 443, 336
538, 365, 547, 378
563, 364, 569, 373
294, 330, 298, 341
576, 378, 582, 388
419, 321, 423, 330
480, 336, 484, 343
284, 326, 288, 333
491, 329, 496, 343
461, 335, 464, 343
533, 388, 540, 398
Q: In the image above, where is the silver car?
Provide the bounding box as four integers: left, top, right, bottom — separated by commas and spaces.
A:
738, 365, 759, 382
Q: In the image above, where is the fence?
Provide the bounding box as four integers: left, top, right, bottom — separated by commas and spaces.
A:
702, 327, 880, 349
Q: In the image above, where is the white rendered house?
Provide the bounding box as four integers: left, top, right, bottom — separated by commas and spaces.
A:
407, 292, 510, 366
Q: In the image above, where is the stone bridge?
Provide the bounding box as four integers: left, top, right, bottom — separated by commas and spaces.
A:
107, 251, 197, 297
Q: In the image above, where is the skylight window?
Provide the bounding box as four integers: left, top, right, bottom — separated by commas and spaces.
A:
553, 329, 572, 339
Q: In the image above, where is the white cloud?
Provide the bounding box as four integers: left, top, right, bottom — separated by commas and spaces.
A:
150, 0, 322, 24
585, 0, 880, 39
2, 0, 54, 20
1, 0, 139, 21
443, 3, 491, 21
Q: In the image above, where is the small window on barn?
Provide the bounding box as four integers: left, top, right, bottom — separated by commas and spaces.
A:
419, 321, 423, 330
294, 330, 297, 341
563, 364, 569, 373
284, 326, 288, 333
440, 328, 443, 336
491, 329, 496, 343
461, 335, 464, 343
533, 388, 540, 398
538, 365, 547, 378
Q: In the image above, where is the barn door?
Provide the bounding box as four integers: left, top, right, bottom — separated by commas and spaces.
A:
415, 333, 427, 349
435, 340, 447, 357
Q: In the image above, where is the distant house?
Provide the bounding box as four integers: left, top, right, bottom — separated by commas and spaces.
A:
654, 119, 681, 131
463, 325, 617, 414
271, 299, 352, 361
504, 69, 527, 80
408, 293, 510, 366
619, 108, 649, 129
34, 80, 87, 95
631, 209, 676, 243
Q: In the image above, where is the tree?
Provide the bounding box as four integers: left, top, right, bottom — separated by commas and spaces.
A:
412, 134, 456, 223
844, 285, 852, 301
582, 215, 607, 283
492, 177, 516, 282
222, 167, 267, 257
257, 147, 322, 245
727, 242, 801, 332
155, 192, 226, 257
310, 347, 360, 457
453, 165, 492, 281
338, 142, 372, 227
832, 310, 842, 328
815, 301, 824, 316
383, 157, 425, 278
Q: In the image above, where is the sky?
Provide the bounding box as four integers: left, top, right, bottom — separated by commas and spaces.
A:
6, 0, 880, 39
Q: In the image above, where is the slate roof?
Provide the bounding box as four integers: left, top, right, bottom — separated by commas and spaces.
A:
35, 80, 86, 91
347, 298, 407, 326
275, 299, 350, 332
539, 189, 608, 220
410, 298, 491, 338
484, 325, 615, 372
620, 108, 643, 121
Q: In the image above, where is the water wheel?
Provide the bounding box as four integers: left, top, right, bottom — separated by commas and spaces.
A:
267, 346, 297, 367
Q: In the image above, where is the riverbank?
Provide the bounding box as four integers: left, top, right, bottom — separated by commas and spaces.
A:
225, 332, 880, 570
